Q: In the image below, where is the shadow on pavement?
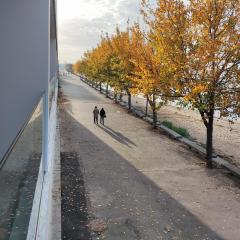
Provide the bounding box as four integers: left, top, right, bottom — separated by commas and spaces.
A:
104, 125, 137, 146
61, 152, 91, 240
60, 109, 224, 240
97, 124, 136, 148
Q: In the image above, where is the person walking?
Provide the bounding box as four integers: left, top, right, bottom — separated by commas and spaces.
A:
100, 108, 106, 125
93, 106, 99, 124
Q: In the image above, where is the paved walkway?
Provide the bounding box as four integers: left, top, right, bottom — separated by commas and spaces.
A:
59, 74, 240, 240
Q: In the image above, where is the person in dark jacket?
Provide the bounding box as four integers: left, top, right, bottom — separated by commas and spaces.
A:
100, 108, 106, 125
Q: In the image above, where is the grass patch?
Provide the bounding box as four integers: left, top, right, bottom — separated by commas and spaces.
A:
162, 121, 190, 138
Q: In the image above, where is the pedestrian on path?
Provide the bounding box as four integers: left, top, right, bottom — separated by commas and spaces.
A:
93, 106, 99, 124
100, 108, 106, 125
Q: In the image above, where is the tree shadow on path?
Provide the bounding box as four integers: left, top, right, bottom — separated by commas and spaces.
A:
97, 124, 137, 148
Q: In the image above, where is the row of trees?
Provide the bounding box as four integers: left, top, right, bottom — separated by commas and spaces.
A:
73, 0, 240, 168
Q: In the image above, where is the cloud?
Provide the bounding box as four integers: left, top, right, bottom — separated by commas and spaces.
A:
58, 0, 140, 63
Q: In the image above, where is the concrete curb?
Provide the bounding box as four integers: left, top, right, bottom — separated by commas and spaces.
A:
79, 76, 240, 178
212, 157, 240, 178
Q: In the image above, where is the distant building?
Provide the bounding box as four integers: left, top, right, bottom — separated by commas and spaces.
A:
0, 0, 58, 239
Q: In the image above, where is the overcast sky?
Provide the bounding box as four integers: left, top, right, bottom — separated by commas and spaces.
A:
57, 0, 141, 64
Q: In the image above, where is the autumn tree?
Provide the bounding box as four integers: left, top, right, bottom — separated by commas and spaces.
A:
100, 35, 126, 99
145, 0, 240, 167
73, 57, 89, 77
129, 23, 170, 128
73, 51, 97, 86
110, 26, 137, 110
184, 0, 240, 168
73, 36, 126, 98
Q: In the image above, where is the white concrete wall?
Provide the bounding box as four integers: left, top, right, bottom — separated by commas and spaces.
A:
0, 0, 50, 160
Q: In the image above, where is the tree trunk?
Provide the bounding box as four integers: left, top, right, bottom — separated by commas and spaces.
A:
119, 93, 123, 101
106, 83, 109, 97
114, 92, 117, 103
128, 93, 132, 110
152, 94, 157, 129
206, 109, 214, 168
145, 97, 149, 116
